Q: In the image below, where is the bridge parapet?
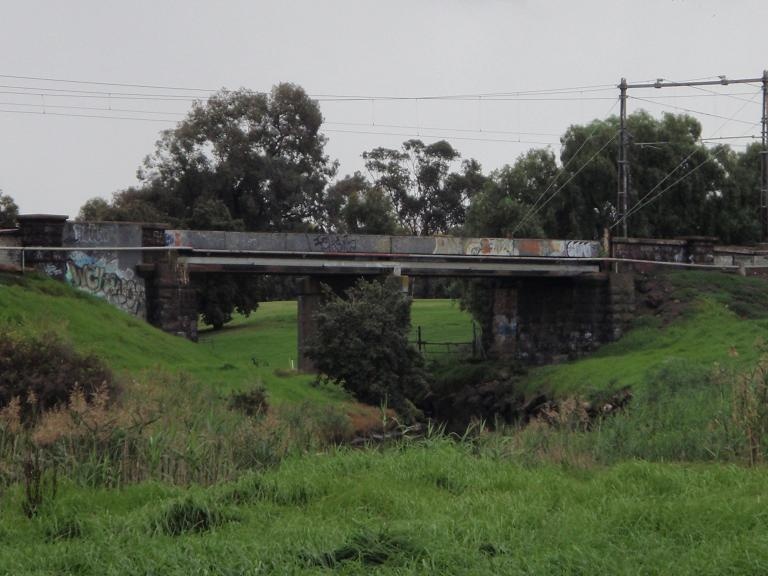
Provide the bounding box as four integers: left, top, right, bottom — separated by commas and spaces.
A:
164, 229, 603, 259
612, 236, 717, 265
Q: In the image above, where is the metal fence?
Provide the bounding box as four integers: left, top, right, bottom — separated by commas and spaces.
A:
411, 324, 480, 358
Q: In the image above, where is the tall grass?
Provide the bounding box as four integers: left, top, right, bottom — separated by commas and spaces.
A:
2, 439, 768, 575
492, 355, 768, 467
0, 371, 353, 493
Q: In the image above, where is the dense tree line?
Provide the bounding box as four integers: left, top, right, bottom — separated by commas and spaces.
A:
76, 83, 766, 327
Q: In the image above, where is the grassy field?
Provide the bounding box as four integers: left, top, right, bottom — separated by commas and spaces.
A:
197, 298, 474, 402
2, 441, 767, 575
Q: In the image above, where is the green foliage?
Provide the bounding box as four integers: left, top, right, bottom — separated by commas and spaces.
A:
150, 496, 231, 536
100, 84, 336, 232
194, 274, 261, 330
0, 331, 116, 422
0, 190, 19, 228
323, 172, 399, 234
309, 278, 432, 419
364, 139, 485, 235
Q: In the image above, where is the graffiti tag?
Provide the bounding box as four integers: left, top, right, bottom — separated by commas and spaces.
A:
466, 238, 516, 256
63, 252, 146, 316
312, 234, 357, 252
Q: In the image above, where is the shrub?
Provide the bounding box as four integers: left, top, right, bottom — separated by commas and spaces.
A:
228, 386, 269, 417
308, 278, 431, 420
0, 332, 117, 423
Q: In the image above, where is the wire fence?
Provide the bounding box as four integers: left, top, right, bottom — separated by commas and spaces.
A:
411, 324, 481, 358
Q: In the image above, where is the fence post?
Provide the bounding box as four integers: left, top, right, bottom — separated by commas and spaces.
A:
417, 325, 423, 354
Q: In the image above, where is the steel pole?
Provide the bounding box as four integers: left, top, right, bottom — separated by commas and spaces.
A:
761, 70, 768, 241
617, 78, 629, 238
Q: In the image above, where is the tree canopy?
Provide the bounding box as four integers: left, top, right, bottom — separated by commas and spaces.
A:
0, 190, 19, 228
363, 139, 484, 235
79, 84, 336, 231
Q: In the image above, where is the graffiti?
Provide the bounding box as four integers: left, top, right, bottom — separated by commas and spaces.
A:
493, 314, 517, 348
164, 231, 183, 247
70, 223, 112, 245
466, 238, 517, 256
64, 251, 146, 316
42, 263, 64, 278
565, 240, 599, 258
312, 234, 357, 252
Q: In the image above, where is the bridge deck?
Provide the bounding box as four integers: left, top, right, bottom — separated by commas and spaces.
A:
165, 230, 602, 259
180, 254, 602, 277
169, 230, 604, 277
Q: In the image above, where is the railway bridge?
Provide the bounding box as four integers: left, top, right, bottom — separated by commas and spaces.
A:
3, 215, 758, 369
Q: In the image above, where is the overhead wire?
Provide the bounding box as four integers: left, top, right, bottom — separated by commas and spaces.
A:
612, 88, 763, 228
511, 132, 620, 237
613, 150, 723, 228
0, 72, 619, 99
323, 127, 557, 146
0, 100, 186, 117
0, 108, 179, 123
630, 95, 759, 126
509, 99, 620, 235
0, 107, 562, 143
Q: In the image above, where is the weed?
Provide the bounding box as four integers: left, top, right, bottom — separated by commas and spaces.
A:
305, 527, 424, 567
22, 448, 57, 518
44, 512, 85, 541
728, 355, 768, 465
227, 386, 269, 417
150, 496, 232, 536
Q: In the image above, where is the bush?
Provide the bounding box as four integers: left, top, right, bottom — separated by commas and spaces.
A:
308, 278, 431, 420
0, 332, 117, 423
228, 386, 269, 417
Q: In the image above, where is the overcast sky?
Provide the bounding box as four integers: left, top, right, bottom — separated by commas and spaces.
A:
1, 0, 767, 217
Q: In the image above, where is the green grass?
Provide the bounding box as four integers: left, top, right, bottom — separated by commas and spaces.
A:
4, 271, 768, 573
0, 274, 336, 403
409, 298, 474, 343
1, 441, 767, 575
524, 271, 768, 397
0, 273, 473, 404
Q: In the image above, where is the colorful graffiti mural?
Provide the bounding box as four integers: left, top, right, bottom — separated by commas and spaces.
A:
63, 251, 146, 317
465, 238, 517, 256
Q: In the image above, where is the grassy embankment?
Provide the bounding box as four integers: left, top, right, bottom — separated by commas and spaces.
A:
0, 274, 473, 404
3, 270, 768, 574
527, 270, 768, 396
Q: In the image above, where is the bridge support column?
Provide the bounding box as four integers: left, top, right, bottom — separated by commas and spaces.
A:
146, 256, 198, 341
297, 277, 323, 372
490, 282, 519, 359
